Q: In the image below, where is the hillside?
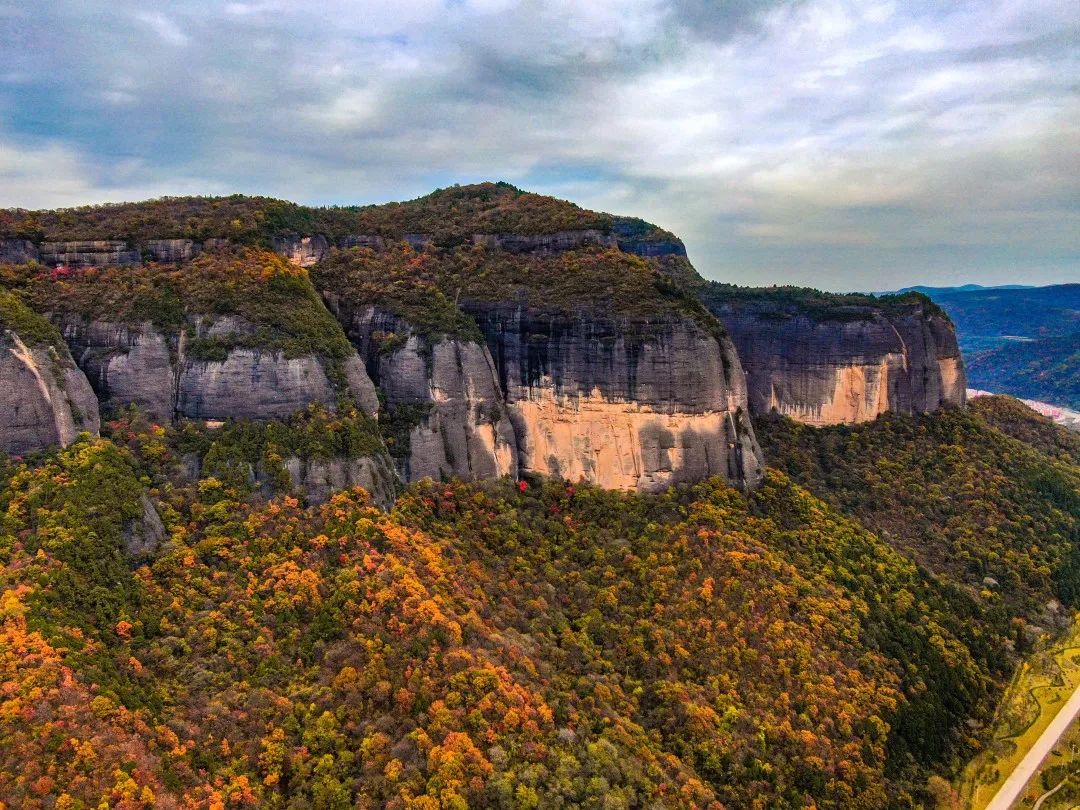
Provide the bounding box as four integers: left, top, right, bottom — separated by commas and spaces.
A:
0, 387, 1077, 807
4, 184, 1066, 808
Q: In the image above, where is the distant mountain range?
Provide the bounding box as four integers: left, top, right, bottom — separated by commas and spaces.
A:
877, 283, 1080, 409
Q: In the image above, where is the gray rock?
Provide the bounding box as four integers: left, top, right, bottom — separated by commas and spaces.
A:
711, 299, 966, 425
328, 301, 518, 482
39, 240, 140, 268
143, 239, 200, 262
0, 329, 100, 455
178, 350, 341, 420
61, 319, 176, 422
58, 315, 380, 422
338, 235, 386, 250
0, 238, 40, 264
284, 455, 398, 509
471, 230, 617, 255
273, 235, 330, 267
122, 492, 167, 557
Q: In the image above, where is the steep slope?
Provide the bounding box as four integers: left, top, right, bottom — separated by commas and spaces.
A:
0, 290, 99, 454
695, 282, 966, 425
2, 394, 1077, 808
3, 184, 760, 494
20, 248, 379, 423
313, 239, 762, 492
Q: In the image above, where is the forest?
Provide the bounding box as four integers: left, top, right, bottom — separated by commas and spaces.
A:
0, 395, 1077, 808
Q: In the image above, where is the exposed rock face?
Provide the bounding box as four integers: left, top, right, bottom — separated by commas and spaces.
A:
61, 320, 176, 421
122, 493, 167, 557
144, 239, 200, 262
467, 305, 764, 492
284, 456, 398, 509
273, 229, 684, 263
326, 300, 518, 482
0, 239, 40, 264
56, 316, 379, 422
889, 309, 968, 413
39, 241, 140, 268
0, 329, 100, 455
272, 235, 330, 267
179, 351, 343, 419
711, 299, 967, 425
612, 220, 688, 258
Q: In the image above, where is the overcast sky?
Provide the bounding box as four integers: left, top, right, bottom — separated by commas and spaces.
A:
1, 1, 1077, 290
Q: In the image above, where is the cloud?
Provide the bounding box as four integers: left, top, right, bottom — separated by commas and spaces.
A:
0, 0, 1076, 289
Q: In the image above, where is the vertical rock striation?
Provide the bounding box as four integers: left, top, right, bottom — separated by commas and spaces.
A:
707, 296, 966, 425
466, 304, 764, 493
55, 315, 379, 423
325, 299, 518, 483
0, 300, 100, 455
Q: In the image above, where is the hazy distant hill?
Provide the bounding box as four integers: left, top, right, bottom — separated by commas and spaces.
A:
881, 284, 1080, 409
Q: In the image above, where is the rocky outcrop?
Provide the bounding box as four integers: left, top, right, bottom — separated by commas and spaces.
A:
467, 305, 763, 492
271, 229, 683, 263
0, 327, 100, 455
39, 241, 141, 268
284, 455, 397, 508
889, 309, 968, 413
710, 298, 966, 425
272, 235, 330, 267
122, 493, 167, 557
144, 239, 201, 262
0, 239, 40, 264
471, 230, 617, 255
61, 320, 176, 421
56, 316, 379, 422
326, 300, 518, 483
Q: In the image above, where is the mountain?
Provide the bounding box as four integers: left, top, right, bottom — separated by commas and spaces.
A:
1, 184, 763, 494
878, 284, 1080, 409
7, 184, 1072, 808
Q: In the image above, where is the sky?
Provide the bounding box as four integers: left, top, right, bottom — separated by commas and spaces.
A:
1, 1, 1077, 291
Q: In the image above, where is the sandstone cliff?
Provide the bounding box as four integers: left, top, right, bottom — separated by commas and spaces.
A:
58, 315, 378, 423
467, 304, 763, 492
0, 293, 100, 455
704, 292, 966, 425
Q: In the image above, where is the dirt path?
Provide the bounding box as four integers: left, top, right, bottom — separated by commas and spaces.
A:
985, 683, 1080, 810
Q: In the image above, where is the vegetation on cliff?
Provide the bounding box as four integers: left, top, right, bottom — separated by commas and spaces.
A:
313, 242, 722, 342
19, 248, 357, 365
693, 281, 946, 323
0, 288, 65, 348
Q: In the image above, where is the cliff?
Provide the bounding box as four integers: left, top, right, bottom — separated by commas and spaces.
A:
0, 291, 99, 455
27, 249, 380, 424
313, 237, 764, 493
323, 299, 518, 483
468, 304, 762, 491
699, 286, 966, 425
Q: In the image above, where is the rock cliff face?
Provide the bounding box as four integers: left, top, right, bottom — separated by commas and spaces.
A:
284, 456, 397, 508
57, 315, 379, 423
709, 297, 966, 426
325, 299, 518, 483
466, 305, 763, 492
0, 317, 100, 455
40, 241, 141, 268
0, 239, 39, 265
